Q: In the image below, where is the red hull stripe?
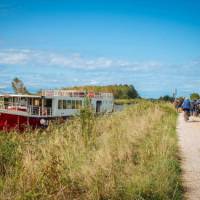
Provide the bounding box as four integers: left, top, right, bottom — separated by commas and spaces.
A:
0, 113, 47, 131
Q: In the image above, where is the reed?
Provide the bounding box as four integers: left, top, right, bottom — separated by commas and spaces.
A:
0, 101, 182, 200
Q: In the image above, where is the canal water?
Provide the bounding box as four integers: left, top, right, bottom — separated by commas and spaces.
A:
113, 104, 134, 112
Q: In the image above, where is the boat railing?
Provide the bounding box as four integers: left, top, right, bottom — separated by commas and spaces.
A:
42, 90, 86, 97
42, 90, 113, 99
28, 106, 52, 117
94, 93, 113, 98
0, 101, 52, 117
0, 101, 27, 111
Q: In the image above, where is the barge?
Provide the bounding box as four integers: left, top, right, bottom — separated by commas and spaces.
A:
0, 90, 114, 131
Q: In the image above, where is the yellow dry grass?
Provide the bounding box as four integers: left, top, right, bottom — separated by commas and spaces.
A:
0, 101, 182, 200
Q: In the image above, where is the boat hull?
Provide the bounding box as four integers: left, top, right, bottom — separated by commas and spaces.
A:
0, 112, 50, 131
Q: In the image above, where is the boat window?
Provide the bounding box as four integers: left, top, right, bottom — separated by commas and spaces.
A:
76, 100, 82, 109
33, 99, 40, 106
66, 100, 72, 109
13, 97, 18, 103
58, 100, 82, 110
4, 97, 8, 103
21, 97, 27, 106
63, 100, 67, 109
0, 97, 3, 107
8, 98, 12, 103
45, 99, 52, 107
28, 98, 32, 106
58, 100, 63, 109
72, 100, 76, 109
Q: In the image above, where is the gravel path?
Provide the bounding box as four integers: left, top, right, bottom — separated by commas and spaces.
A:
178, 113, 200, 200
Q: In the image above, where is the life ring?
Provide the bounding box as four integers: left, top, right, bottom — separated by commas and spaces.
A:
40, 118, 46, 125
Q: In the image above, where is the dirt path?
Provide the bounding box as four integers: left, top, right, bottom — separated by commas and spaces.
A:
178, 113, 200, 200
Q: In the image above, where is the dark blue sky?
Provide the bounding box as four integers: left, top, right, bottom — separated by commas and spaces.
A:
0, 0, 200, 97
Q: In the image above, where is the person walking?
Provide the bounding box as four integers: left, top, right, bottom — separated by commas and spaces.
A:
173, 99, 180, 112
190, 100, 195, 116
194, 99, 200, 116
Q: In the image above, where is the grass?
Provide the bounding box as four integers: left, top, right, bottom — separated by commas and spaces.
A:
0, 101, 182, 200
114, 98, 141, 105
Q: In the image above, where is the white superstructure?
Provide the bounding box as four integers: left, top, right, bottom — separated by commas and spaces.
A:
43, 90, 114, 117
0, 90, 114, 118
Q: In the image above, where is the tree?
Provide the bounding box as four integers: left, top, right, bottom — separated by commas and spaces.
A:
63, 84, 140, 99
12, 77, 29, 94
159, 95, 174, 102
190, 93, 200, 100
127, 85, 139, 98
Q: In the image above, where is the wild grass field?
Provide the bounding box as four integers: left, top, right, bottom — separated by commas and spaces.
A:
114, 98, 141, 105
0, 101, 182, 200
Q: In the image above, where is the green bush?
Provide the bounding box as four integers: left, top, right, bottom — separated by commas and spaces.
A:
63, 84, 140, 99
190, 93, 200, 100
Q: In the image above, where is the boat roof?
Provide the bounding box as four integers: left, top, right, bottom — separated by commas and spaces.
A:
41, 89, 113, 97
0, 90, 113, 98
0, 94, 41, 98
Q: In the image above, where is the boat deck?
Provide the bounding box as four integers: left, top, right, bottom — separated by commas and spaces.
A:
0, 103, 52, 117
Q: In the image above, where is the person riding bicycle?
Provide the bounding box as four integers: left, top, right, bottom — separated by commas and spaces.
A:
182, 98, 191, 120
182, 98, 191, 111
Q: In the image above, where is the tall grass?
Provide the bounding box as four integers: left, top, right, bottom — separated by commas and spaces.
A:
114, 98, 141, 105
0, 102, 182, 200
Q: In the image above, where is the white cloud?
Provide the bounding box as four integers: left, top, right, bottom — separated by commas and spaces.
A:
0, 49, 162, 71
0, 84, 6, 89
88, 80, 99, 85
0, 49, 30, 64
0, 48, 200, 97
